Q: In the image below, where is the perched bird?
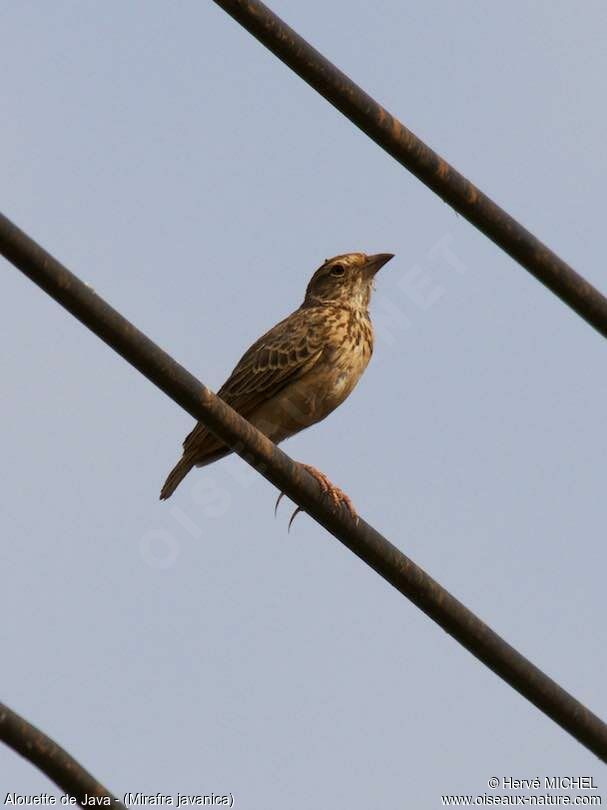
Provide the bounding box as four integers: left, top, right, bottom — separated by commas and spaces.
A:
160, 251, 394, 521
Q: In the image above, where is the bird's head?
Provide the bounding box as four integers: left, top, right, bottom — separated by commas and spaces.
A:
303, 252, 394, 310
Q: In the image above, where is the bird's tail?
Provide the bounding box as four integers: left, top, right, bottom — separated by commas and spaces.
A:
159, 454, 195, 500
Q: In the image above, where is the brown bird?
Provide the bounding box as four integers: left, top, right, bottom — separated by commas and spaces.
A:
160, 252, 394, 521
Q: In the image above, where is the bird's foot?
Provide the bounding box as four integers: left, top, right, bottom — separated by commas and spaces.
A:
300, 464, 357, 518
274, 463, 358, 530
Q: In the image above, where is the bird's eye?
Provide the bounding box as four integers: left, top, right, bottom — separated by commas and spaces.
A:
330, 264, 345, 277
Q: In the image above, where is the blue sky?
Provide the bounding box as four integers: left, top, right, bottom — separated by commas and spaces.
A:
2, 1, 606, 805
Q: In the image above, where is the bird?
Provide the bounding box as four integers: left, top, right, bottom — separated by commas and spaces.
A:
160, 251, 394, 524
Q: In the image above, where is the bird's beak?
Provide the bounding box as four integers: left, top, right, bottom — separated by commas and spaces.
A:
364, 253, 394, 276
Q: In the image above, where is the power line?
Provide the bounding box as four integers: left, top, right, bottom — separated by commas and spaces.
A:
2, 210, 606, 762
0, 701, 125, 807
212, 0, 607, 338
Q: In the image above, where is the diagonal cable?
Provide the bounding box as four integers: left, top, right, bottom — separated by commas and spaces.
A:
212, 0, 607, 338
1, 210, 606, 762
0, 701, 126, 807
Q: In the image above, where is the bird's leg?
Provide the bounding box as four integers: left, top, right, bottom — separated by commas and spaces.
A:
275, 463, 358, 528
300, 464, 357, 520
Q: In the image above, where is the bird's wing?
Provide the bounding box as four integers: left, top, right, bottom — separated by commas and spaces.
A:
182, 307, 326, 455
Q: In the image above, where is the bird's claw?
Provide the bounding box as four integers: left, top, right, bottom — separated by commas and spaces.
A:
275, 491, 304, 530
274, 464, 358, 530
288, 507, 303, 531
274, 491, 285, 516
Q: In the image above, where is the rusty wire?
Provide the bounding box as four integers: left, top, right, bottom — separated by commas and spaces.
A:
0, 701, 125, 807
2, 210, 607, 766
212, 0, 607, 338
